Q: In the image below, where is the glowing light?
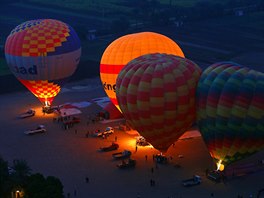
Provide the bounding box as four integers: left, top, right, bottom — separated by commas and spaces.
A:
100, 32, 185, 112
44, 100, 50, 107
216, 159, 225, 171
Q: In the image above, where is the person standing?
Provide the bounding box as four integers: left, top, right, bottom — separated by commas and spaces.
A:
74, 189, 77, 197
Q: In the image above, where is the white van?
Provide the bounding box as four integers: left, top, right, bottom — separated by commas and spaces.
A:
95, 127, 114, 137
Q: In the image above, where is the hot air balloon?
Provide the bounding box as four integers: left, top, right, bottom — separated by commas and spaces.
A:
5, 19, 81, 107
100, 32, 184, 112
196, 62, 264, 171
116, 53, 201, 152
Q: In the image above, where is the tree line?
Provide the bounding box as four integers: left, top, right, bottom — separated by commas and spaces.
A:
0, 156, 63, 198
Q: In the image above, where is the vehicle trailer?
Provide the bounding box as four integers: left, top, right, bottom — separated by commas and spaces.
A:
182, 175, 201, 187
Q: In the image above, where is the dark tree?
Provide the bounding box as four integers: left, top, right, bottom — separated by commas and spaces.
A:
25, 174, 64, 198
11, 159, 31, 187
25, 173, 47, 198
0, 156, 12, 198
46, 176, 64, 198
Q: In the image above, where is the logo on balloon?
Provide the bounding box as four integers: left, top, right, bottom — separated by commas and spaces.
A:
100, 32, 185, 112
5, 19, 81, 106
103, 82, 116, 92
13, 65, 38, 75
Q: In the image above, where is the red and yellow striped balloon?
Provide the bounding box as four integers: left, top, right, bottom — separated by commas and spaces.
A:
116, 53, 201, 152
100, 32, 184, 112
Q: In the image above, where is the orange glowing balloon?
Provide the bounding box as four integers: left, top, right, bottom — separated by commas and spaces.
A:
100, 32, 184, 112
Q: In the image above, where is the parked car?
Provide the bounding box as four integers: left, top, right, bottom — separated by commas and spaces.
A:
94, 127, 114, 137
19, 109, 35, 118
117, 158, 136, 169
136, 136, 150, 146
24, 125, 46, 135
99, 142, 119, 152
112, 150, 132, 160
182, 175, 201, 187
207, 171, 222, 182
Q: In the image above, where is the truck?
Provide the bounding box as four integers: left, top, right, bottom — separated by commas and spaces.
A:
117, 158, 136, 169
93, 127, 114, 137
19, 109, 35, 118
182, 175, 201, 187
112, 150, 131, 160
24, 125, 46, 135
99, 142, 119, 152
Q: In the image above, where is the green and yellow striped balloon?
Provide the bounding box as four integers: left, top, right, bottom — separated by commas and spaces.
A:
196, 62, 264, 169
116, 53, 201, 152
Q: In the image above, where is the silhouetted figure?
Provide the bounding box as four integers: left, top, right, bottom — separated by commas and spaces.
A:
74, 189, 77, 196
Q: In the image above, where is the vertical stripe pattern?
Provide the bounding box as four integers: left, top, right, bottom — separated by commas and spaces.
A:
196, 62, 264, 167
116, 53, 201, 152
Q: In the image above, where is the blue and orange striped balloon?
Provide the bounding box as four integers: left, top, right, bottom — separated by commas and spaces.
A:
5, 19, 81, 106
116, 53, 201, 152
196, 62, 264, 170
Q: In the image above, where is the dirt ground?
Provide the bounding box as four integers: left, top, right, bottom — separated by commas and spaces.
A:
0, 78, 264, 198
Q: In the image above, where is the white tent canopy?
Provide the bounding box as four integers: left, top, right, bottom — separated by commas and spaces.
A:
60, 108, 82, 117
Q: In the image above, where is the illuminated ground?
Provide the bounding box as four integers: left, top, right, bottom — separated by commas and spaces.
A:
0, 78, 263, 198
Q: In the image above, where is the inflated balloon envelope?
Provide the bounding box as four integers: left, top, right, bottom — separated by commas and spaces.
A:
100, 32, 185, 112
116, 53, 201, 152
5, 19, 81, 107
196, 62, 264, 171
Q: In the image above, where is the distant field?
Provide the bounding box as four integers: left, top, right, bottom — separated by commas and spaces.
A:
27, 0, 133, 14
159, 0, 228, 7
27, 0, 230, 9
1, 2, 263, 79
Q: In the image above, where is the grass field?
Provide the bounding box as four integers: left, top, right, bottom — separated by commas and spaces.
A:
27, 0, 133, 14
27, 0, 231, 9
159, 0, 229, 7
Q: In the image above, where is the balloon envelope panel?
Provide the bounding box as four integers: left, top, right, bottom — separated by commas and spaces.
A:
196, 62, 264, 167
100, 32, 184, 111
116, 53, 201, 152
5, 19, 81, 105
